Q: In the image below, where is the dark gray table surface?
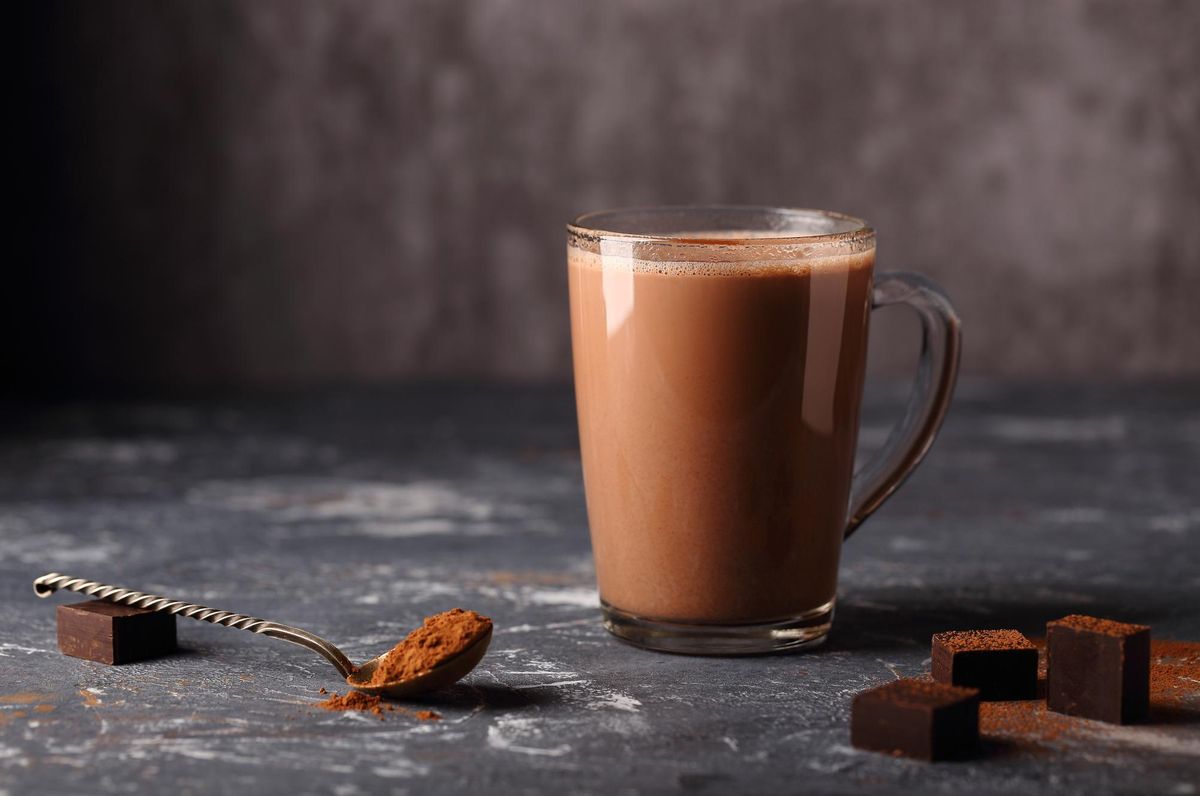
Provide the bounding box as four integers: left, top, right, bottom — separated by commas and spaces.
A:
1, 381, 1198, 795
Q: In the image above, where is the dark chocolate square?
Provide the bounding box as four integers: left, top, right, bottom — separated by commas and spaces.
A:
1046, 614, 1149, 724
57, 600, 177, 665
851, 679, 980, 761
931, 629, 1038, 700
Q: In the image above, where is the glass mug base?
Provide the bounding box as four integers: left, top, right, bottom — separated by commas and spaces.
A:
600, 598, 835, 655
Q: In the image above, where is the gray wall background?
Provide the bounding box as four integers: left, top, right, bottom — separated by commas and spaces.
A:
18, 0, 1200, 392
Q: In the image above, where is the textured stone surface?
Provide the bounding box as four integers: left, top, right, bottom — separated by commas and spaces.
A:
15, 1, 1200, 391
1, 381, 1199, 793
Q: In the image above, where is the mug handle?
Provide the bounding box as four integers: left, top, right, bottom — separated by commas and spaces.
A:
845, 272, 961, 538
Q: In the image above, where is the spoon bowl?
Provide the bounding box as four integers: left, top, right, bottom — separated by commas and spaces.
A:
346, 627, 493, 697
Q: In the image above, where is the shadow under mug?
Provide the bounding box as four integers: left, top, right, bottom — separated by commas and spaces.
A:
567, 206, 961, 654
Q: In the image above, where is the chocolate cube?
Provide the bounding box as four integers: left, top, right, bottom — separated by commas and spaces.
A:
1046, 614, 1149, 724
931, 629, 1038, 700
851, 679, 980, 761
57, 600, 177, 665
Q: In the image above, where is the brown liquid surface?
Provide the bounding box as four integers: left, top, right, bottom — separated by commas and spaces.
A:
569, 243, 874, 623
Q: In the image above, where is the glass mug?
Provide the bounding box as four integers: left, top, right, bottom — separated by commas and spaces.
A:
567, 206, 960, 654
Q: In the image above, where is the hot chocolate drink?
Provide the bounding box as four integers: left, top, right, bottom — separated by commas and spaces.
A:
568, 235, 874, 624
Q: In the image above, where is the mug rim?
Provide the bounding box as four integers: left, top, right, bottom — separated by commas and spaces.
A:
567, 204, 874, 247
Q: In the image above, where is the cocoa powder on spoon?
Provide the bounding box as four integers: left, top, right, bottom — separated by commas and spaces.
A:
315, 608, 491, 718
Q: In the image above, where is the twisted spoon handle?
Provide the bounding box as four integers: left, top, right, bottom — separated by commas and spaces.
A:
33, 572, 356, 678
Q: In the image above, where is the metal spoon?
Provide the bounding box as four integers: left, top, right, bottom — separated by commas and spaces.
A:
33, 572, 491, 698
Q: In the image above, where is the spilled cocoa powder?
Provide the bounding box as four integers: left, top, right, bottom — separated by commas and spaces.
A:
977, 638, 1200, 752
1148, 640, 1200, 700
980, 700, 1082, 746
318, 690, 390, 716
367, 608, 491, 687
316, 690, 442, 722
